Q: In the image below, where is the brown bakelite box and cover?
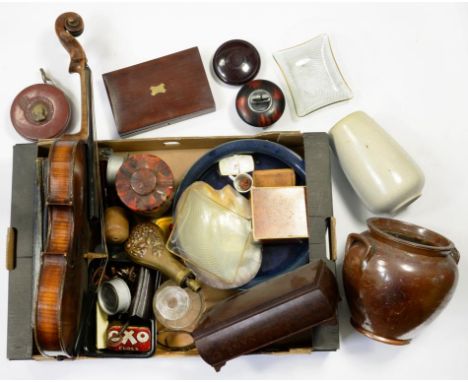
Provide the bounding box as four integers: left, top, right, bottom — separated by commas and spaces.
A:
7, 132, 339, 362
194, 259, 339, 371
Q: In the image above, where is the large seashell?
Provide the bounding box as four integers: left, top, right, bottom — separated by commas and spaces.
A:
168, 181, 261, 289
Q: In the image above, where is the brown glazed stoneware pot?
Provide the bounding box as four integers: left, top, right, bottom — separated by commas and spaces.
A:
343, 217, 459, 345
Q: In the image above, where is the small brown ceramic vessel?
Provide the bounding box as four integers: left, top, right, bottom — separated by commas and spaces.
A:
343, 217, 459, 345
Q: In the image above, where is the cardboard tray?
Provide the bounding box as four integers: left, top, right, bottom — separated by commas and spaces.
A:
6, 131, 338, 360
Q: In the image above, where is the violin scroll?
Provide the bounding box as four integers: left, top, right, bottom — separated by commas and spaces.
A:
63, 13, 84, 37
55, 12, 86, 73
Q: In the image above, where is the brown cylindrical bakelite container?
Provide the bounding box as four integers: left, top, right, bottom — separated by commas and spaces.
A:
343, 217, 459, 345
115, 154, 174, 217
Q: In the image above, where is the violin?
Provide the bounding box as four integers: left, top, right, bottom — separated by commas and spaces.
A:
34, 12, 107, 358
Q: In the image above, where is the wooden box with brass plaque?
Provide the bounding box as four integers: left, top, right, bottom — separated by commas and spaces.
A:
102, 47, 216, 137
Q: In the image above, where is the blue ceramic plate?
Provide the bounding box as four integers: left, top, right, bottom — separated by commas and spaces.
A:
174, 139, 309, 288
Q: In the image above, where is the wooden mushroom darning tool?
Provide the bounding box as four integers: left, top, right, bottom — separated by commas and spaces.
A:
125, 223, 200, 292
104, 206, 129, 244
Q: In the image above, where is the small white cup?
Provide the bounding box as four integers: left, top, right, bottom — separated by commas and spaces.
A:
97, 278, 132, 315
329, 111, 425, 213
230, 173, 253, 193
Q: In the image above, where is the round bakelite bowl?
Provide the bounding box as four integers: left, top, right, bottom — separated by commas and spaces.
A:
213, 39, 261, 85
10, 83, 71, 141
236, 79, 285, 128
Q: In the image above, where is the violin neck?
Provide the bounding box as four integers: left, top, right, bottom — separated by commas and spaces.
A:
84, 66, 96, 145
75, 65, 93, 142
80, 65, 100, 223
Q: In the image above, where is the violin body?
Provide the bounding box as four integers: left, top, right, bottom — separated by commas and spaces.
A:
34, 12, 107, 358
35, 140, 87, 357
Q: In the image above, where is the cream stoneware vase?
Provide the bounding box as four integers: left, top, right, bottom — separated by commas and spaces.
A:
329, 111, 425, 213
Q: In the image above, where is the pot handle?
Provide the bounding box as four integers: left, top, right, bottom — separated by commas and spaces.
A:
449, 247, 460, 264
345, 233, 375, 267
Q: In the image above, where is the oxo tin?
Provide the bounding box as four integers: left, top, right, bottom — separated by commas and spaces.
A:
107, 325, 152, 352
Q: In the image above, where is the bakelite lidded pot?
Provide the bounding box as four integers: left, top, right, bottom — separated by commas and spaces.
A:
115, 154, 174, 217
236, 80, 285, 128
212, 39, 261, 85
343, 217, 459, 345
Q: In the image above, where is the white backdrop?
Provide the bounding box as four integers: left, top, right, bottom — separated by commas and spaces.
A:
0, 2, 467, 379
